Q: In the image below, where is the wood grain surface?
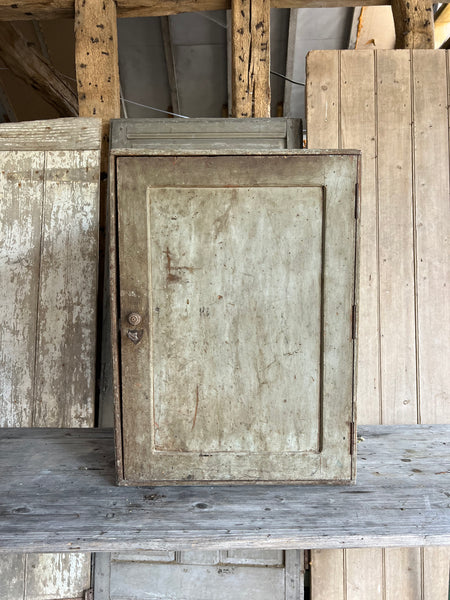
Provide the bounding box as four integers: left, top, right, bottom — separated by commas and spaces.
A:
307, 48, 450, 600
0, 425, 448, 553
0, 117, 101, 600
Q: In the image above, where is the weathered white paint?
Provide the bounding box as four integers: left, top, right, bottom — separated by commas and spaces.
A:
0, 118, 101, 600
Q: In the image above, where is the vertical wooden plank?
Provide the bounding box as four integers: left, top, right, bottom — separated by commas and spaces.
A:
285, 550, 304, 600
0, 554, 26, 600
412, 50, 450, 424
423, 547, 450, 600
231, 0, 270, 118
25, 553, 91, 600
384, 548, 421, 599
307, 48, 450, 600
306, 50, 339, 148
310, 549, 344, 600
93, 553, 111, 600
0, 151, 44, 427
377, 49, 417, 424
308, 49, 379, 600
340, 50, 379, 424
0, 119, 101, 600
307, 50, 368, 600
346, 548, 383, 600
391, 0, 434, 49
33, 150, 99, 427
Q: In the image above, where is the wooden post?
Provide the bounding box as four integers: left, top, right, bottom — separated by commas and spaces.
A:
74, 0, 120, 138
391, 0, 434, 49
231, 0, 270, 118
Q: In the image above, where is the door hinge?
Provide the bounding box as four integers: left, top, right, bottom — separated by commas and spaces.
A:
352, 304, 357, 340
349, 422, 356, 455
355, 182, 360, 220
84, 589, 94, 600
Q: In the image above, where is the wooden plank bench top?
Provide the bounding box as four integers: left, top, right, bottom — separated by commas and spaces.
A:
0, 425, 448, 553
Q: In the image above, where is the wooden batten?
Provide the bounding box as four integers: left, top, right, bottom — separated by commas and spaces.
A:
231, 0, 271, 118
391, 0, 435, 49
0, 22, 77, 116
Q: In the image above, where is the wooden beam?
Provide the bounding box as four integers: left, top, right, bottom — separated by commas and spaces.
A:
434, 4, 450, 48
0, 22, 77, 116
74, 0, 120, 123
0, 0, 431, 22
231, 0, 270, 118
391, 0, 434, 49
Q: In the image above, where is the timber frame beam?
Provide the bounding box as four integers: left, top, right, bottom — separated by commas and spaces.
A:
231, 0, 271, 118
0, 21, 77, 116
392, 0, 434, 49
0, 0, 446, 21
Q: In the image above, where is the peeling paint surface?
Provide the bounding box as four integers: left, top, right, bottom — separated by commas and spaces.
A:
0, 119, 100, 599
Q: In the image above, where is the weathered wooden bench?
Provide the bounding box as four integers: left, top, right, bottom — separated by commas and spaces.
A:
1, 424, 448, 553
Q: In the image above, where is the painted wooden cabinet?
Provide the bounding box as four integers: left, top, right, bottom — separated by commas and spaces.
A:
109, 119, 359, 486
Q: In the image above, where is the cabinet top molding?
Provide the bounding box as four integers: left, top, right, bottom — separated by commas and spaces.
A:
0, 0, 424, 21
0, 425, 448, 553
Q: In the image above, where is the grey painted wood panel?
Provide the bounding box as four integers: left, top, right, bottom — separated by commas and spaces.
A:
98, 550, 303, 600
114, 151, 358, 485
109, 561, 287, 600
111, 118, 301, 150
149, 186, 322, 454
0, 425, 448, 552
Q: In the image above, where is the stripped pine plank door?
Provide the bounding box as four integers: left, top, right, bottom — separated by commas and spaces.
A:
0, 118, 101, 600
307, 50, 450, 600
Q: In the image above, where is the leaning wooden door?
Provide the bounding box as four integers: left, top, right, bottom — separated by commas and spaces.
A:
112, 150, 359, 486
306, 49, 450, 600
0, 118, 101, 600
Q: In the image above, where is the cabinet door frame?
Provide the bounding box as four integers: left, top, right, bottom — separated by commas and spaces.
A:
109, 150, 360, 486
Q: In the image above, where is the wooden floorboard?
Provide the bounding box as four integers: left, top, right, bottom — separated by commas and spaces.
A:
0, 425, 448, 553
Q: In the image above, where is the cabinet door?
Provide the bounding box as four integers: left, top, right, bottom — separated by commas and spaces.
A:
114, 152, 358, 485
